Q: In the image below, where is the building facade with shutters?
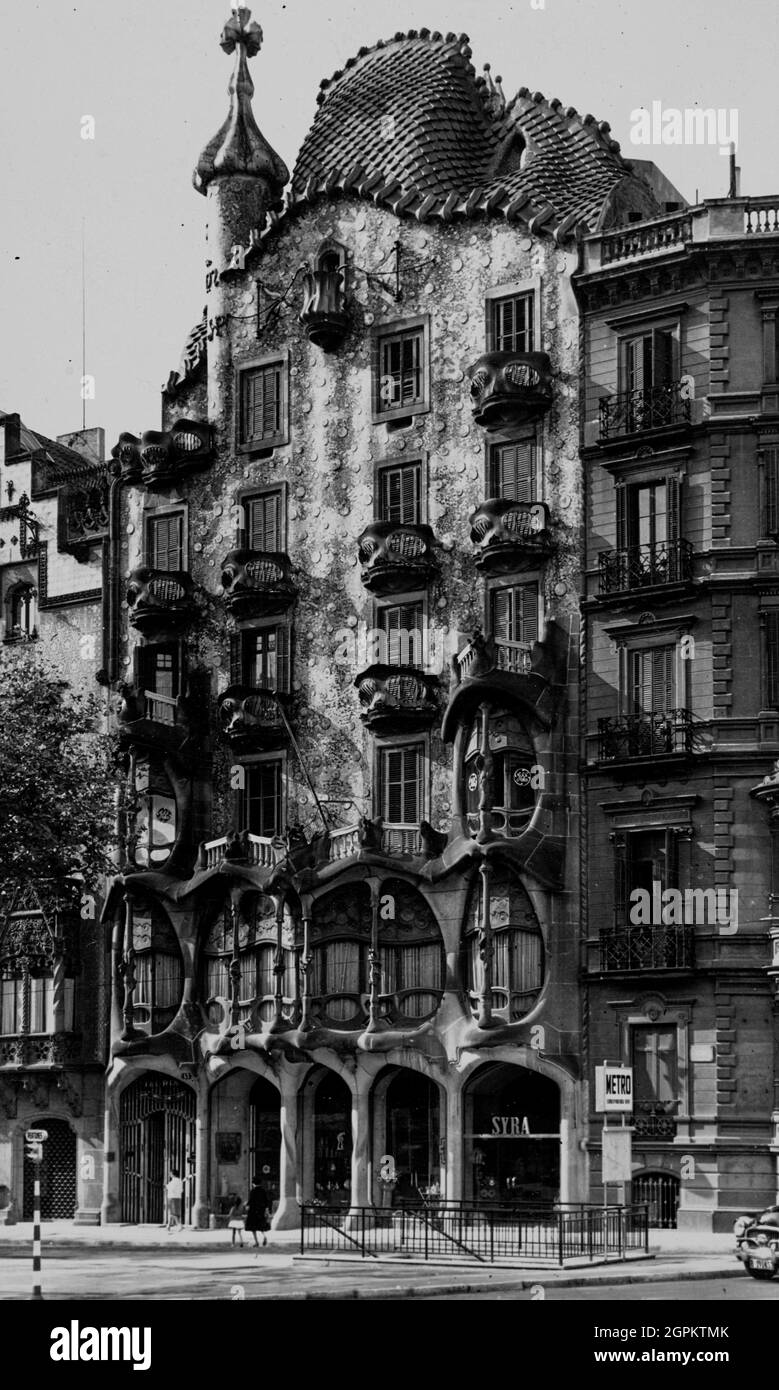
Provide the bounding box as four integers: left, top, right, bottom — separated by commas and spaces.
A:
578, 197, 779, 1230
0, 414, 110, 1225
100, 13, 681, 1228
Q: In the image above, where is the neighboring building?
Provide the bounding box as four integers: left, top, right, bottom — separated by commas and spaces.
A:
0, 413, 110, 1224
100, 13, 676, 1227
577, 195, 779, 1230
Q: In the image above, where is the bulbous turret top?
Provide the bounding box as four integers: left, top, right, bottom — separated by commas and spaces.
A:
194, 7, 289, 206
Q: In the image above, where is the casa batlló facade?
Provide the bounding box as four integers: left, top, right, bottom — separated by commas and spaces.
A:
99, 12, 674, 1229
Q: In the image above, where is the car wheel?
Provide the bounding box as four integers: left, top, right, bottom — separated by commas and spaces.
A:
749, 1267, 776, 1280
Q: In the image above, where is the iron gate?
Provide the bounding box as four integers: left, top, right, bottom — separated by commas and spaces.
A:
119, 1075, 196, 1223
632, 1171, 680, 1228
23, 1117, 77, 1220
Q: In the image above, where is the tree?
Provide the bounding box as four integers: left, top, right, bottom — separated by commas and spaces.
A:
0, 648, 116, 907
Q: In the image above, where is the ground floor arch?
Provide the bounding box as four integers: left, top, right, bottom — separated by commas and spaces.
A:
22, 1116, 77, 1220
462, 1062, 561, 1205
372, 1066, 444, 1207
119, 1073, 196, 1224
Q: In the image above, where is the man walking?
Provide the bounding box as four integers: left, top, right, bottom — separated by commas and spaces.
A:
166, 1168, 184, 1232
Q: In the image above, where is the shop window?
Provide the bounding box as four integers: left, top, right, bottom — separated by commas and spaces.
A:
238, 359, 288, 449
146, 512, 184, 572
377, 462, 422, 524
131, 909, 182, 1035
489, 292, 534, 354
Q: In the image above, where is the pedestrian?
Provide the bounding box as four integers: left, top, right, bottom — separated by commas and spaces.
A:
244, 1175, 271, 1248
227, 1194, 246, 1248
166, 1168, 184, 1232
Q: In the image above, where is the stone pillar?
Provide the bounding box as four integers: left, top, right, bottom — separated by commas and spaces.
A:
191, 1083, 210, 1229
349, 1075, 371, 1211
274, 1068, 300, 1229
762, 306, 778, 384
445, 1083, 463, 1202
100, 1085, 120, 1225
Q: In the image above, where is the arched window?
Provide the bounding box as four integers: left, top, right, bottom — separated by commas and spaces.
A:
464, 710, 536, 836
377, 879, 444, 1023
4, 581, 37, 643
311, 885, 371, 1027
316, 240, 346, 281
132, 908, 182, 1034
465, 870, 544, 1022
201, 894, 297, 1030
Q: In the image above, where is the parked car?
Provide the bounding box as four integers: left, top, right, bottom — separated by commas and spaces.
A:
734, 1206, 779, 1279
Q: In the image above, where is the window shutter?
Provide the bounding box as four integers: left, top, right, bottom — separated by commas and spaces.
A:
230, 634, 242, 687
384, 750, 402, 823
613, 834, 628, 925
653, 328, 675, 386
492, 589, 512, 643
518, 585, 539, 644
764, 449, 779, 537
490, 442, 535, 502
401, 464, 419, 523
665, 475, 680, 544
650, 646, 675, 711
135, 644, 155, 694
403, 745, 420, 823
275, 625, 290, 694
765, 611, 779, 707
615, 484, 627, 550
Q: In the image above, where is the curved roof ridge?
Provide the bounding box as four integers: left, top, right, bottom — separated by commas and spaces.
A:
315, 29, 474, 106
503, 84, 628, 162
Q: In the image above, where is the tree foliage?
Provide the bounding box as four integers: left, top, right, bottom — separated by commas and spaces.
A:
0, 648, 116, 904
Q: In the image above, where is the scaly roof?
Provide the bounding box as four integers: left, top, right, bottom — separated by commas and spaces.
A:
290, 30, 660, 238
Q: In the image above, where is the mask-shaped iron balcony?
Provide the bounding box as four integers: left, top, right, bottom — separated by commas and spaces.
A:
126, 568, 197, 634
111, 419, 212, 489
220, 549, 296, 619
467, 351, 553, 430
354, 666, 439, 736
217, 687, 290, 749
469, 499, 553, 574
357, 522, 436, 595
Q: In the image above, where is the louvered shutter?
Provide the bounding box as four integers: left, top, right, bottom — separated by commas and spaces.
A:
615, 483, 627, 550
653, 328, 675, 387
384, 749, 402, 823
765, 611, 779, 707
401, 464, 419, 522
651, 646, 675, 713
764, 449, 779, 537
403, 746, 420, 823
666, 475, 680, 544
518, 585, 539, 644
490, 442, 535, 502
275, 625, 290, 694
492, 589, 512, 643
230, 634, 243, 687
613, 835, 628, 925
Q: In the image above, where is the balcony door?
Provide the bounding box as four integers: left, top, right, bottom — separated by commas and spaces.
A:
621, 328, 676, 394
626, 645, 676, 717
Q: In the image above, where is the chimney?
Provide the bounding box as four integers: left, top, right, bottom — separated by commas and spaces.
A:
56, 426, 105, 466
2, 413, 21, 461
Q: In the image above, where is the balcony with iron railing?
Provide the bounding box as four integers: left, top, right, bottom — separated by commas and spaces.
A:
126, 567, 197, 634
599, 383, 691, 441
454, 634, 533, 683
117, 684, 194, 755
220, 546, 296, 619
597, 539, 694, 598
599, 923, 695, 973
469, 499, 553, 574
0, 1032, 83, 1068
299, 267, 350, 350
598, 709, 695, 762
357, 522, 436, 595
631, 1102, 678, 1140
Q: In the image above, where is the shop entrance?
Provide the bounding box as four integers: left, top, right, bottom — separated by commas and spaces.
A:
119, 1074, 196, 1223
312, 1072, 352, 1204
377, 1070, 441, 1205
464, 1063, 560, 1205
249, 1077, 281, 1208
22, 1117, 77, 1220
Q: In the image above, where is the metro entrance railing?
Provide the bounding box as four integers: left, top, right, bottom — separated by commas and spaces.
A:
300, 1202, 650, 1265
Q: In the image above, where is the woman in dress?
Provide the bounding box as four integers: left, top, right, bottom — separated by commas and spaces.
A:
245, 1176, 271, 1248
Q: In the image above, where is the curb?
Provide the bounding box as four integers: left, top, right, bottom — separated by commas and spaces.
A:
277, 1263, 740, 1300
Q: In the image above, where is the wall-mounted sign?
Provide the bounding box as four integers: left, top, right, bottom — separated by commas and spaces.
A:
595, 1065, 633, 1113
602, 1127, 632, 1183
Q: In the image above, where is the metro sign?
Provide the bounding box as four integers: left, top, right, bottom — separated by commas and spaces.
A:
594, 1066, 633, 1113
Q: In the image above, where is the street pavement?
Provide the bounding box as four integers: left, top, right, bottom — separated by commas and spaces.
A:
0, 1220, 749, 1300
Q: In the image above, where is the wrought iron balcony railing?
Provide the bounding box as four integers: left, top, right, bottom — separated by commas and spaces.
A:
600, 924, 695, 972
598, 539, 694, 595
631, 1101, 678, 1140
599, 383, 691, 440
598, 709, 694, 761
